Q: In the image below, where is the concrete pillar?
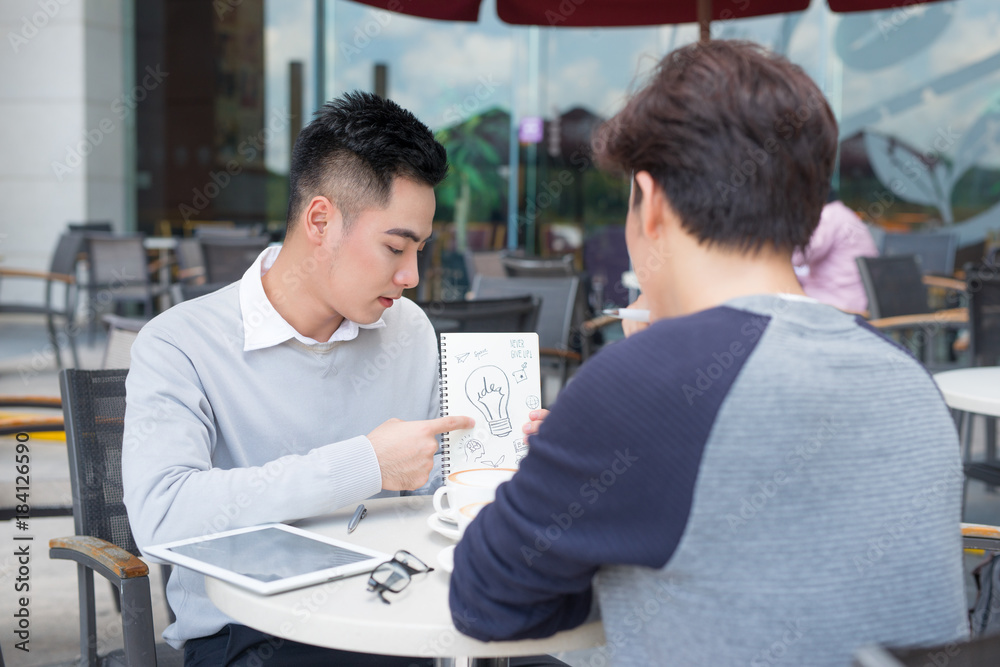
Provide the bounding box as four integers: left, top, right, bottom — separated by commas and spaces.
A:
0, 0, 127, 299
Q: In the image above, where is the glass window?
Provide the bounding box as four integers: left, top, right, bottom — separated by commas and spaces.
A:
154, 0, 997, 274
264, 0, 317, 230
830, 0, 1000, 258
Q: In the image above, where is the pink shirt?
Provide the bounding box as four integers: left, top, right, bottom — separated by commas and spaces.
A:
792, 201, 879, 313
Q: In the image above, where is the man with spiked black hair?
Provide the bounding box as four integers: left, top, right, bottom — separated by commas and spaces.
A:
123, 91, 473, 665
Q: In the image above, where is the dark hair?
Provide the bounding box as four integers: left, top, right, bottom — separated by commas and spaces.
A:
286, 91, 448, 232
594, 40, 838, 252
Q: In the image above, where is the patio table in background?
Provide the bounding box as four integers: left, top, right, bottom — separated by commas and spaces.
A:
934, 367, 1000, 503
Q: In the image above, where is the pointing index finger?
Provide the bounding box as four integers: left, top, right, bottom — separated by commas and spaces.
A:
426, 415, 476, 434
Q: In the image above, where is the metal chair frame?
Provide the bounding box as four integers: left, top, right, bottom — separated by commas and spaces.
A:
471, 276, 591, 400
965, 266, 1000, 368
957, 266, 1000, 502
853, 524, 1000, 666
198, 235, 271, 285
52, 368, 181, 667
83, 234, 169, 342
0, 232, 84, 368
101, 314, 147, 371
856, 255, 967, 367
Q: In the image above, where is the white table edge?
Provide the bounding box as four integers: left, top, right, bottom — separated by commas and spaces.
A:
204, 497, 605, 659
933, 367, 1000, 417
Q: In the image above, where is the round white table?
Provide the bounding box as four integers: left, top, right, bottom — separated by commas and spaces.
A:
934, 367, 1000, 417
934, 367, 1000, 492
204, 496, 605, 666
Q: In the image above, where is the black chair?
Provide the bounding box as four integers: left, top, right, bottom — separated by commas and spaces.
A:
174, 238, 205, 281
83, 234, 170, 338
852, 523, 1000, 666
171, 238, 207, 301
471, 276, 596, 402
99, 316, 175, 623
183, 219, 235, 237
171, 237, 233, 300
416, 295, 540, 341
854, 629, 1000, 666
68, 221, 113, 234
101, 314, 147, 370
0, 316, 147, 522
0, 232, 84, 368
501, 253, 575, 277
856, 255, 967, 368
199, 235, 271, 285
880, 231, 958, 276
464, 250, 514, 286
858, 255, 936, 319
966, 266, 1000, 368
192, 224, 261, 238
52, 369, 182, 667
954, 267, 1000, 502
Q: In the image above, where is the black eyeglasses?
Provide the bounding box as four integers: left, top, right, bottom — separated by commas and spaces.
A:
367, 550, 434, 604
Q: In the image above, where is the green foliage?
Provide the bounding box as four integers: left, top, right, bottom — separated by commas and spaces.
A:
432, 105, 631, 248
951, 165, 1000, 222
267, 170, 289, 224
435, 108, 510, 223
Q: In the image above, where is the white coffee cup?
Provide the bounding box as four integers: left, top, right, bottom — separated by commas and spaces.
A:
433, 467, 516, 522
456, 501, 489, 537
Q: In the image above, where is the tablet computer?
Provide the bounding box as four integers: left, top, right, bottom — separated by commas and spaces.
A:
144, 523, 390, 595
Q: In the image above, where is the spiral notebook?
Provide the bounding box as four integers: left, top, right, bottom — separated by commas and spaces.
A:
439, 332, 541, 476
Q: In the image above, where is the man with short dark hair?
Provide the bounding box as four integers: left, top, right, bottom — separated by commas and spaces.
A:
450, 41, 968, 665
123, 91, 475, 665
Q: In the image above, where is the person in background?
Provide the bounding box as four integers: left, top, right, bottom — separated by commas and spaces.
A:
450, 40, 967, 667
792, 197, 879, 313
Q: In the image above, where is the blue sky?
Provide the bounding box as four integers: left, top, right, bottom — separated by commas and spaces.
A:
262, 0, 1000, 174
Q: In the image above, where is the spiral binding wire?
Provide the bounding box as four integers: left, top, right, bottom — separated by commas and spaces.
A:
439, 335, 451, 477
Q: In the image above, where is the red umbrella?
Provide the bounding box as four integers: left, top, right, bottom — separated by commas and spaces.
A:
351, 0, 950, 42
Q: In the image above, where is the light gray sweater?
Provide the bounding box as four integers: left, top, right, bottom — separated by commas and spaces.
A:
451, 295, 969, 665
122, 281, 439, 647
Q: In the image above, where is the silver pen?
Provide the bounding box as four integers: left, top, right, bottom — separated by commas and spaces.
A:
347, 504, 367, 534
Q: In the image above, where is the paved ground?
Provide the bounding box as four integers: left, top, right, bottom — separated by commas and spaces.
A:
0, 314, 998, 666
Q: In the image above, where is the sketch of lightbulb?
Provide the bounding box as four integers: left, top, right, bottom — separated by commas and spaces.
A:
465, 365, 511, 437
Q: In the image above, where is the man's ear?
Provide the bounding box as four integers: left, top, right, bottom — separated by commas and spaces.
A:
301, 196, 343, 245
634, 171, 664, 241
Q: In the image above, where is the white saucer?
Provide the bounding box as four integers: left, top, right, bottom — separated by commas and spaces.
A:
433, 510, 458, 526
427, 513, 461, 541
437, 544, 456, 573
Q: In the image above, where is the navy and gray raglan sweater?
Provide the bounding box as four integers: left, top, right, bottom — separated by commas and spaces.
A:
450, 294, 968, 667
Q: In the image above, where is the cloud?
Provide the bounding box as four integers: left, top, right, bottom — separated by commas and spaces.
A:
377, 9, 425, 39
398, 27, 513, 90
392, 27, 513, 128
336, 61, 370, 95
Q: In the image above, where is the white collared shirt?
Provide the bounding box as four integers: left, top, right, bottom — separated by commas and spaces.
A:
124, 258, 441, 647
238, 245, 386, 352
